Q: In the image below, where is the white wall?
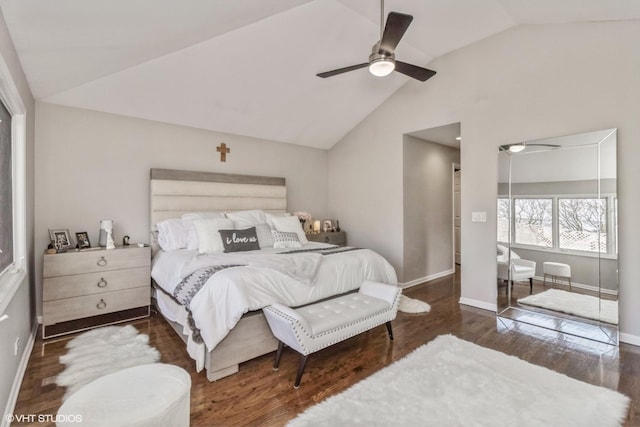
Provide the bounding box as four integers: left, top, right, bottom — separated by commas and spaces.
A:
403, 135, 459, 283
0, 8, 36, 424
34, 102, 329, 316
328, 21, 640, 341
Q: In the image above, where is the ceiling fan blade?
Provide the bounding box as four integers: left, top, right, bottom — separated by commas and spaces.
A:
394, 61, 436, 81
316, 63, 368, 78
379, 12, 413, 54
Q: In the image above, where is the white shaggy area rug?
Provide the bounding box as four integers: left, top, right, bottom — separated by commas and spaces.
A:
398, 294, 431, 314
56, 325, 160, 399
288, 335, 629, 427
518, 289, 618, 325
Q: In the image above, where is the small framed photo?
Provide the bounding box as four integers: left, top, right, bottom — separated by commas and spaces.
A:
75, 231, 91, 249
322, 219, 334, 232
49, 228, 73, 250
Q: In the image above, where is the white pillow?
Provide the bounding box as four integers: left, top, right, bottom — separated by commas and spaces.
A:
181, 212, 225, 250
272, 230, 302, 249
226, 210, 267, 229
265, 212, 291, 229
254, 223, 274, 249
271, 215, 308, 245
156, 219, 188, 251
192, 218, 234, 254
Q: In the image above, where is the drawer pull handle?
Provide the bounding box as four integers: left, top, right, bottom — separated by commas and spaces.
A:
97, 257, 107, 267
324, 237, 330, 243
96, 299, 107, 309
97, 278, 108, 288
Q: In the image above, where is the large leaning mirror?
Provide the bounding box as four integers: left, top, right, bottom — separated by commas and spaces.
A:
497, 128, 618, 344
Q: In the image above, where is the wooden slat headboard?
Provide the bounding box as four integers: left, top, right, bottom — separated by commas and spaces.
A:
150, 168, 287, 252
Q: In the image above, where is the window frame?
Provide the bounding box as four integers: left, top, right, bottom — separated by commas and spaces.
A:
0, 55, 28, 316
497, 194, 617, 259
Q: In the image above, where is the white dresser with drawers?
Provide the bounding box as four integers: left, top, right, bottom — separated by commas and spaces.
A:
42, 245, 151, 338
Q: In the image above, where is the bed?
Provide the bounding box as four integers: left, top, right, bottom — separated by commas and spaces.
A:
149, 168, 398, 381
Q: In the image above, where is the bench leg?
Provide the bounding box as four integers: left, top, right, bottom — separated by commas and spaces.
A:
386, 321, 394, 341
294, 354, 309, 389
273, 341, 284, 371
529, 277, 533, 294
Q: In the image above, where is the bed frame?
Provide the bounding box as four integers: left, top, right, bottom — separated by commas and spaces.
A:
150, 168, 287, 381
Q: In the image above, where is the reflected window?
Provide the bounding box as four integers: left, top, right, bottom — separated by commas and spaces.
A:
514, 198, 552, 247
497, 198, 510, 243
559, 198, 606, 253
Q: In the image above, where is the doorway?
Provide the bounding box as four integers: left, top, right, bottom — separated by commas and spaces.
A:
453, 165, 461, 270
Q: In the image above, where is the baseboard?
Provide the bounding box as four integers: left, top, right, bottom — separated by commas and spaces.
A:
459, 297, 497, 313
619, 332, 640, 347
400, 269, 454, 289
533, 276, 618, 296
2, 320, 37, 427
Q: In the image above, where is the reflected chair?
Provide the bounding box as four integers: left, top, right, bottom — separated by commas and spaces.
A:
497, 245, 536, 294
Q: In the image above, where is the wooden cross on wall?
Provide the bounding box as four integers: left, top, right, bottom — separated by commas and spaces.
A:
216, 143, 230, 162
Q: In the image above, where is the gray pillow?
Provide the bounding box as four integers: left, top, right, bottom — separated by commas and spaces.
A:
219, 227, 260, 253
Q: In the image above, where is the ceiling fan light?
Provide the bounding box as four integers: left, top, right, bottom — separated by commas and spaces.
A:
369, 59, 395, 77
508, 144, 526, 153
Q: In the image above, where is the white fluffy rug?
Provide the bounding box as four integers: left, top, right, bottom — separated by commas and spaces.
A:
56, 325, 160, 399
398, 294, 431, 314
518, 289, 618, 325
288, 335, 629, 427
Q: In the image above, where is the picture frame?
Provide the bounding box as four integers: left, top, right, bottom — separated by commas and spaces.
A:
322, 219, 334, 232
75, 231, 91, 249
49, 228, 73, 250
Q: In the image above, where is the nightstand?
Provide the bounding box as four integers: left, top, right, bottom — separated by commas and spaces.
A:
307, 231, 346, 246
42, 245, 151, 338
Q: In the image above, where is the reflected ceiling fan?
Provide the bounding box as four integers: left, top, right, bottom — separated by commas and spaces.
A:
500, 142, 561, 153
316, 0, 436, 82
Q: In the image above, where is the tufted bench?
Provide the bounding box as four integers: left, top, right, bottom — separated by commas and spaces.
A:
263, 280, 401, 388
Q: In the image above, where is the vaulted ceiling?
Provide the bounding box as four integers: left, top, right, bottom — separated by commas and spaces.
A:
2, 0, 639, 149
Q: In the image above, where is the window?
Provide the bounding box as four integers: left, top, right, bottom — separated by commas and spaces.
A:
498, 195, 616, 256
514, 198, 552, 248
0, 100, 12, 274
497, 198, 510, 243
558, 198, 606, 253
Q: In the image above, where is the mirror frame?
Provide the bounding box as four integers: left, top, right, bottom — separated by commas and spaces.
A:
497, 129, 618, 344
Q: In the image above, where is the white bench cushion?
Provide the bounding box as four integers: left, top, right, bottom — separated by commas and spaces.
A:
296, 293, 391, 335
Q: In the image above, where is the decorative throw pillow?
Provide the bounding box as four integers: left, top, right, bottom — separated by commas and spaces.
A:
271, 215, 309, 245
192, 218, 234, 254
254, 223, 274, 249
272, 230, 302, 249
219, 227, 260, 253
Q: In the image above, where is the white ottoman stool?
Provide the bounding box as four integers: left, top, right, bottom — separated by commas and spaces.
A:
543, 262, 572, 291
56, 364, 191, 427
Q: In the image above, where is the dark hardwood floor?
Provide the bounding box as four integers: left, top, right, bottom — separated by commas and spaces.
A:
13, 272, 640, 426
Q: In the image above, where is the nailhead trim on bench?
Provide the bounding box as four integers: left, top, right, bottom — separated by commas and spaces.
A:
264, 291, 401, 355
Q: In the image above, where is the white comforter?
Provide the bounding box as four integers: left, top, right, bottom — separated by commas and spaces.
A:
151, 243, 398, 351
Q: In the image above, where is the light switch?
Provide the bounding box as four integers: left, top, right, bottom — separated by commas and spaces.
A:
472, 212, 487, 223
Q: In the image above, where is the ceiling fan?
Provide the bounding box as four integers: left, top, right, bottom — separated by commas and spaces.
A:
316, 0, 436, 82
499, 142, 561, 153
